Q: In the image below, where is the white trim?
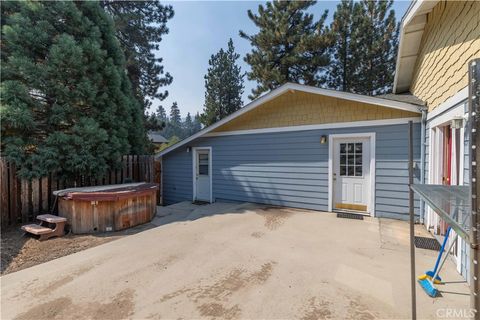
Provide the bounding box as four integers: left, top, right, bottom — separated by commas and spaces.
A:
328, 132, 376, 217
426, 87, 468, 121
428, 101, 466, 129
192, 147, 213, 203
205, 117, 421, 137
393, 0, 439, 93
157, 82, 421, 157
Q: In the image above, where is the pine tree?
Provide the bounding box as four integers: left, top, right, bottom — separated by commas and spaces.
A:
201, 39, 244, 126
327, 0, 363, 92
183, 112, 193, 137
169, 102, 181, 126
193, 112, 202, 133
240, 1, 331, 99
145, 112, 164, 131
100, 1, 174, 109
354, 0, 398, 95
156, 105, 167, 123
1, 1, 147, 179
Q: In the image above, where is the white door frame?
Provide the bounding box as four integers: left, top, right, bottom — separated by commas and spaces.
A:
426, 100, 467, 273
328, 132, 376, 216
192, 147, 213, 203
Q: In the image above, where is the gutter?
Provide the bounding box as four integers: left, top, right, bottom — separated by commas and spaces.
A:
420, 107, 428, 223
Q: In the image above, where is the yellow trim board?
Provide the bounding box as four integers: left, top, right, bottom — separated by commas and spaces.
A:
335, 203, 367, 212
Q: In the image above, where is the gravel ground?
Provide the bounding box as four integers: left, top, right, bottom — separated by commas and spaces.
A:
1, 222, 154, 275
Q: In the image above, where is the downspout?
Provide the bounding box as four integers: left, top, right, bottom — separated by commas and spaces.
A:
420, 107, 428, 224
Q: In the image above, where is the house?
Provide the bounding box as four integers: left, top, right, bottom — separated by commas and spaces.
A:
158, 84, 424, 219
394, 0, 479, 280
148, 132, 168, 153
157, 0, 478, 278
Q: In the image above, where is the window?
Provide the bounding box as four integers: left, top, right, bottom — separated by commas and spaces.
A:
339, 143, 362, 176
198, 153, 209, 175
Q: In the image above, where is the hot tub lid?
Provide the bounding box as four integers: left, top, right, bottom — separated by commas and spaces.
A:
54, 182, 158, 201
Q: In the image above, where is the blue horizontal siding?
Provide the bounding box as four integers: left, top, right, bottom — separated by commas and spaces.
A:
162, 123, 421, 218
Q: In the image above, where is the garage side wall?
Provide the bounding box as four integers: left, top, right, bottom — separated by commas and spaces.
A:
162, 123, 421, 219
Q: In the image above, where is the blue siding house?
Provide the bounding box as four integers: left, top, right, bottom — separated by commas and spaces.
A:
158, 83, 424, 220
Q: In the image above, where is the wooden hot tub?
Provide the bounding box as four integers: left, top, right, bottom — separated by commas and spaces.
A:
55, 183, 158, 234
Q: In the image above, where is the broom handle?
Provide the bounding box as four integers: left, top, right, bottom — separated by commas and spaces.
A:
431, 226, 451, 274
432, 234, 458, 281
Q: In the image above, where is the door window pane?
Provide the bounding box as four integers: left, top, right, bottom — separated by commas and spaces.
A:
347, 143, 354, 153
347, 154, 354, 165
355, 165, 362, 176
355, 155, 362, 165
355, 143, 362, 153
348, 166, 355, 176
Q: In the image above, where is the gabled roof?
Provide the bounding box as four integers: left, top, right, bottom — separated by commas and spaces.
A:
157, 83, 423, 158
393, 0, 439, 93
148, 132, 168, 143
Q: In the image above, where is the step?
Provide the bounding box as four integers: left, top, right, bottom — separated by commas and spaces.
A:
36, 214, 67, 223
21, 224, 54, 235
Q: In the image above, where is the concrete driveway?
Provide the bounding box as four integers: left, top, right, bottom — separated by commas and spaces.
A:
1, 202, 469, 319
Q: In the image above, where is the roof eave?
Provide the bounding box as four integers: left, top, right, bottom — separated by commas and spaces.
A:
393, 0, 439, 93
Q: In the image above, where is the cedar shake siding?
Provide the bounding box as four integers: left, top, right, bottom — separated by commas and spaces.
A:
410, 1, 480, 111
212, 91, 419, 133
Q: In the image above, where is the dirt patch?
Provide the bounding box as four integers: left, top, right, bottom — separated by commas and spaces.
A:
301, 297, 332, 320
159, 262, 276, 319
346, 300, 377, 320
198, 303, 241, 319
257, 207, 295, 230
15, 289, 135, 320
197, 262, 276, 301
1, 223, 154, 275
36, 265, 94, 296
14, 297, 72, 320
250, 231, 264, 238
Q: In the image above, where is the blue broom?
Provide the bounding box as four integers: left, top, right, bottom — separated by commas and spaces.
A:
418, 233, 458, 297
417, 226, 451, 284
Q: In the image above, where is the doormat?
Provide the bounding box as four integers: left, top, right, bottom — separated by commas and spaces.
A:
336, 212, 364, 220
192, 201, 209, 205
414, 236, 441, 251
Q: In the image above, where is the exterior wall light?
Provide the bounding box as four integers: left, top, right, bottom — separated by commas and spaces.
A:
186, 146, 191, 153
320, 135, 327, 144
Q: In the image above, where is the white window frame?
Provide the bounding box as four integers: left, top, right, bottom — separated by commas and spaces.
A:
328, 132, 376, 217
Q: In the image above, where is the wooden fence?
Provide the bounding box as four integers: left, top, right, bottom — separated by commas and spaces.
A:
0, 155, 161, 228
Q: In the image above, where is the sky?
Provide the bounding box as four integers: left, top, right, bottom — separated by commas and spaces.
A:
153, 0, 412, 118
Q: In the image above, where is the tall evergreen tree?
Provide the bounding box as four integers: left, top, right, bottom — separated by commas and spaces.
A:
240, 1, 331, 99
1, 1, 146, 179
169, 102, 181, 126
100, 1, 174, 109
193, 112, 202, 133
354, 0, 398, 95
156, 105, 167, 122
201, 39, 244, 126
327, 0, 363, 92
183, 112, 193, 137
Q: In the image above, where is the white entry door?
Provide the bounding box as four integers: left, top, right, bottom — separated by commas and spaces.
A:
194, 148, 211, 202
333, 138, 371, 213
